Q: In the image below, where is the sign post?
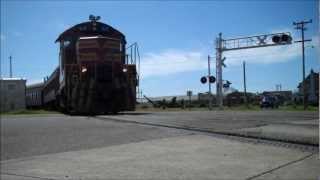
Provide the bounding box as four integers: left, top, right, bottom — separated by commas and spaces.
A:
187, 90, 192, 110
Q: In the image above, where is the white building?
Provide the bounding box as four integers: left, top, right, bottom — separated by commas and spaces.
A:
0, 78, 26, 112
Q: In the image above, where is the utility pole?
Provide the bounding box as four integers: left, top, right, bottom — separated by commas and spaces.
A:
275, 84, 282, 91
208, 55, 212, 110
9, 55, 12, 78
293, 19, 312, 110
243, 61, 248, 107
216, 33, 223, 109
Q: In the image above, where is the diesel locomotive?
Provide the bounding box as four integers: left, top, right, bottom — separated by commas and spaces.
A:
31, 15, 138, 114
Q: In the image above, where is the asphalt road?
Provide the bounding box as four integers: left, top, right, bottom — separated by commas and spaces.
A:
1, 111, 319, 180
1, 111, 318, 160
1, 114, 190, 160
102, 110, 319, 145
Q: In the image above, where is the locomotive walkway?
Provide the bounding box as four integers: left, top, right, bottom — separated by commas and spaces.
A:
1, 111, 319, 180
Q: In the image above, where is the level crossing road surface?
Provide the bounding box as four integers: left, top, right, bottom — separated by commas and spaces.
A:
1, 111, 319, 180
101, 111, 319, 145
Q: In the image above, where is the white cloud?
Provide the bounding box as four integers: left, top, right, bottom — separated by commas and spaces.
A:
224, 43, 300, 66
140, 28, 314, 78
310, 35, 319, 48
140, 49, 207, 78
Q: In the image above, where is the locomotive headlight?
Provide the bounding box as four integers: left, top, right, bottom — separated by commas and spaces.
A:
81, 67, 87, 73
122, 68, 128, 73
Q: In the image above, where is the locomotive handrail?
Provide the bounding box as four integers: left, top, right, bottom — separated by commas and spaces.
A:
125, 42, 140, 88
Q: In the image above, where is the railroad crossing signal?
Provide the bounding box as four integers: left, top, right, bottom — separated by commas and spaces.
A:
221, 32, 292, 52
200, 76, 207, 84
221, 57, 226, 68
272, 34, 292, 44
209, 76, 216, 83
215, 32, 293, 109
223, 80, 232, 88
200, 76, 216, 84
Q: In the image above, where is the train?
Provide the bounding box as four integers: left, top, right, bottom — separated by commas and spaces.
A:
26, 15, 138, 114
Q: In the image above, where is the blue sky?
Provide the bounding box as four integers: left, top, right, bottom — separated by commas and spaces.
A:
1, 0, 319, 97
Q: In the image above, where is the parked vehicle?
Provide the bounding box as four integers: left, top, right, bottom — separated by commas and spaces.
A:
260, 95, 279, 109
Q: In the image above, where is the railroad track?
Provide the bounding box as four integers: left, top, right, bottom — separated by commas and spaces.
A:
95, 116, 319, 153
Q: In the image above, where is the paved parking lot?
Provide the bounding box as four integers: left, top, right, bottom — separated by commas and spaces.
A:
1, 111, 319, 180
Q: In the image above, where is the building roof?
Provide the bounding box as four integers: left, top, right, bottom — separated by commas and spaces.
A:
0, 77, 26, 81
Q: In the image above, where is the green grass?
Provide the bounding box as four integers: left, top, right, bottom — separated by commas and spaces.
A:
225, 105, 318, 111
1, 109, 60, 116
223, 105, 261, 111
278, 105, 319, 111
136, 104, 318, 112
